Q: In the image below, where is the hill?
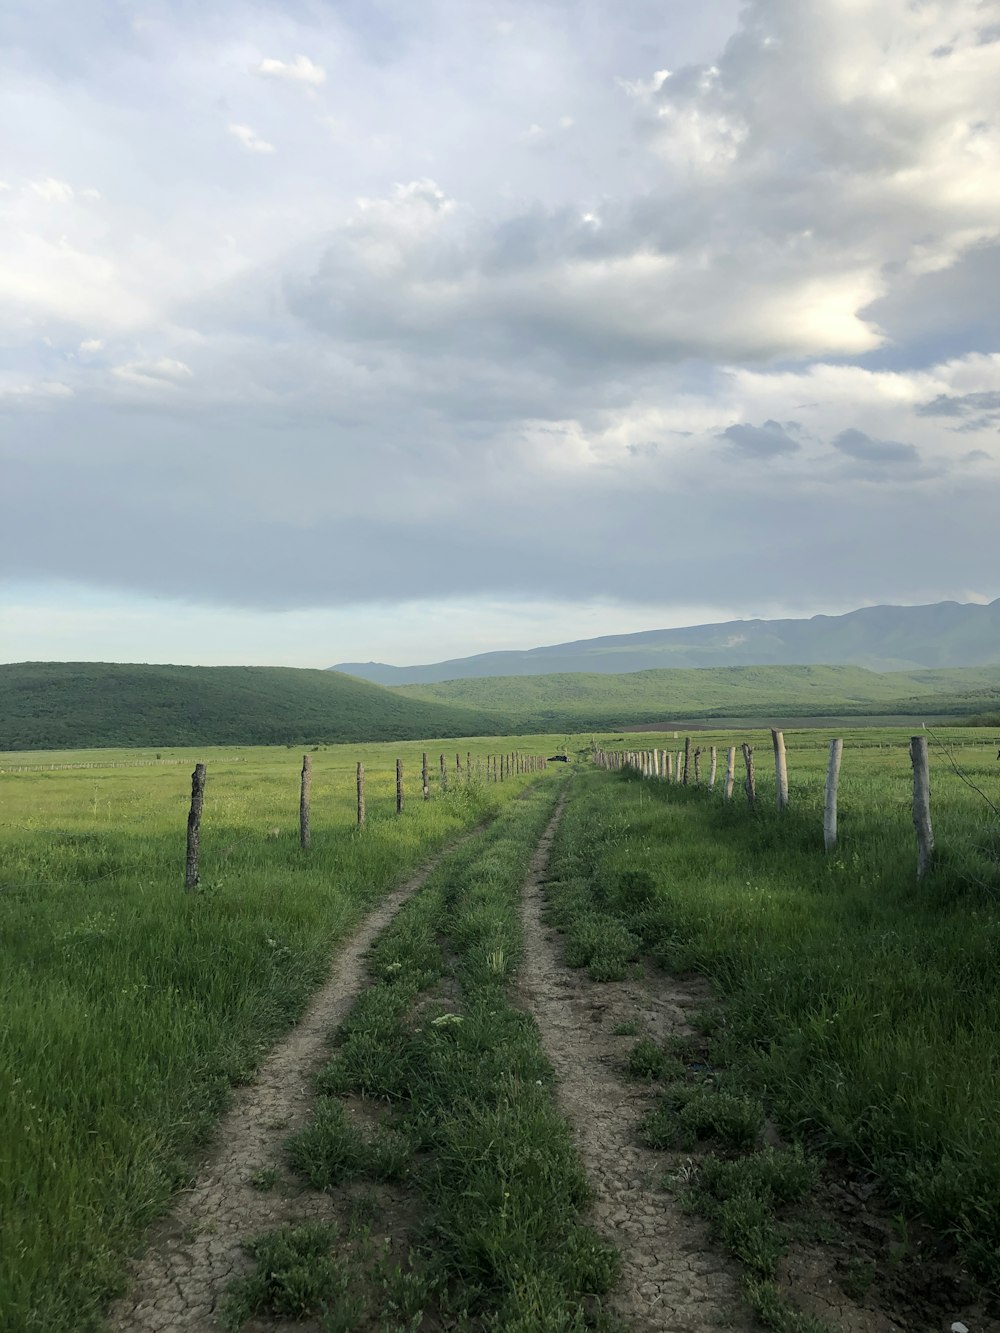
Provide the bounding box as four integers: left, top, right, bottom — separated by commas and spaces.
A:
333, 598, 1000, 683
393, 663, 1000, 729
0, 663, 505, 752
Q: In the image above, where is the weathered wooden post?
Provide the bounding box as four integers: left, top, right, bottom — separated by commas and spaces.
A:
771, 728, 789, 811
184, 762, 206, 889
682, 737, 691, 785
741, 743, 756, 808
467, 751, 472, 778
724, 746, 736, 800
440, 754, 448, 792
300, 754, 312, 849
422, 751, 429, 801
396, 757, 404, 814
708, 746, 718, 790
910, 736, 934, 878
693, 748, 702, 786
357, 762, 365, 827
824, 739, 843, 852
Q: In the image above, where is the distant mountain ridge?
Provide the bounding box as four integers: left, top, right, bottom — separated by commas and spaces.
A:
332, 599, 1000, 684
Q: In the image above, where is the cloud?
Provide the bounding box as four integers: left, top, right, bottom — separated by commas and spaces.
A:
227, 123, 275, 154
831, 428, 920, 468
722, 420, 800, 457
111, 358, 193, 386
27, 177, 75, 203
916, 390, 1000, 417
253, 55, 326, 87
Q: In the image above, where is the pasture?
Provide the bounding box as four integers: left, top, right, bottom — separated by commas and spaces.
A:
3, 724, 1000, 1330
0, 737, 563, 1331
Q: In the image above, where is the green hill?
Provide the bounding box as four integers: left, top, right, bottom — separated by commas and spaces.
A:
0, 663, 506, 751
394, 663, 1000, 728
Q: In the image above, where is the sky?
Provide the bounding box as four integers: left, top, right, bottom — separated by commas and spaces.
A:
2, 0, 999, 668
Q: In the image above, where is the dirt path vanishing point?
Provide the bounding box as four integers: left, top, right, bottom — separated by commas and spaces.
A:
108, 831, 483, 1333
517, 793, 754, 1333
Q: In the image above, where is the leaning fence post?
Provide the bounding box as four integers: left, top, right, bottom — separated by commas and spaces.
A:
910, 736, 934, 878
422, 751, 429, 801
824, 739, 843, 852
708, 746, 718, 790
357, 762, 365, 827
771, 729, 789, 811
184, 762, 206, 889
300, 754, 312, 849
724, 746, 736, 800
396, 757, 404, 814
741, 743, 756, 808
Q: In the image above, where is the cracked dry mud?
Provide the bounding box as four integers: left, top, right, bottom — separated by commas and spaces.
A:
516, 794, 755, 1333
108, 838, 473, 1333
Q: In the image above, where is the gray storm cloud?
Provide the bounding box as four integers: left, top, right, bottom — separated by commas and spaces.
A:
1, 0, 999, 622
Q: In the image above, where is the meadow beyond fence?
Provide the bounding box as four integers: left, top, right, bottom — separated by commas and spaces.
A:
0, 736, 561, 1333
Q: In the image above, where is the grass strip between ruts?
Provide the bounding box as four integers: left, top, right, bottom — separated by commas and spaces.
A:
226, 773, 624, 1332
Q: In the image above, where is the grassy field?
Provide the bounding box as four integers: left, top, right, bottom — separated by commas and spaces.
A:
395, 663, 1000, 729
7, 723, 1000, 1328
0, 735, 564, 1332
0, 662, 505, 750
548, 724, 1000, 1290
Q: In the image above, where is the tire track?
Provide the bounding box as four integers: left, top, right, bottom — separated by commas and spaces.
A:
516, 791, 753, 1333
108, 826, 486, 1333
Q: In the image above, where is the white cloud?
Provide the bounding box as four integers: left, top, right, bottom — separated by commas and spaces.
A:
227, 123, 276, 154
254, 54, 326, 86
111, 357, 193, 386
79, 338, 104, 353
27, 177, 75, 203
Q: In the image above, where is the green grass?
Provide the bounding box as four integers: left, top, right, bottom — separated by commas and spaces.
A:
546, 732, 1000, 1286
0, 737, 561, 1332
252, 774, 623, 1331
395, 663, 1000, 729
0, 661, 509, 750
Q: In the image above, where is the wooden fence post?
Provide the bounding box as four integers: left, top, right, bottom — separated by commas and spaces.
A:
771, 729, 789, 811
422, 751, 429, 801
824, 739, 843, 852
741, 743, 756, 808
440, 754, 448, 792
467, 751, 472, 777
396, 758, 404, 814
693, 748, 702, 786
357, 762, 365, 827
682, 736, 691, 785
910, 736, 934, 878
708, 746, 717, 790
300, 754, 312, 849
184, 762, 206, 889
724, 746, 736, 800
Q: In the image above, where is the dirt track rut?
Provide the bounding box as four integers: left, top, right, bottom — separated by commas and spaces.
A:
516, 793, 753, 1333
107, 838, 474, 1333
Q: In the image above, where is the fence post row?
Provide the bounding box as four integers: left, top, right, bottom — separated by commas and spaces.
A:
185, 762, 206, 889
